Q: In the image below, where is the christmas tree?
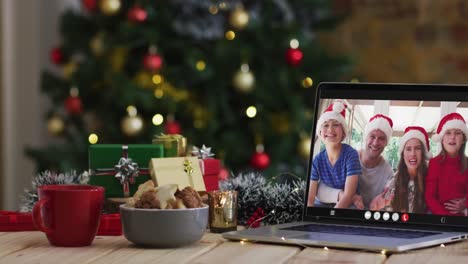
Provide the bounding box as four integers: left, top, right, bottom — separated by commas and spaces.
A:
26, 0, 350, 178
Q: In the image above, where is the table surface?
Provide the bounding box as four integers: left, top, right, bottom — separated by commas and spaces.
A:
1, 231, 467, 263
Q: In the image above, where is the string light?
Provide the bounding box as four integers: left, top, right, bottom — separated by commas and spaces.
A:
290, 39, 299, 49
88, 133, 98, 144
440, 244, 445, 247
225, 30, 235, 40
196, 60, 206, 71
380, 250, 387, 255
152, 74, 163, 85
152, 114, 164, 125
209, 5, 218, 14
154, 88, 164, 98
240, 241, 245, 245
246, 106, 257, 118
323, 247, 329, 251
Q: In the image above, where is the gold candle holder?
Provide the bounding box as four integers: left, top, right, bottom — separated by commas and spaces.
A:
208, 190, 238, 233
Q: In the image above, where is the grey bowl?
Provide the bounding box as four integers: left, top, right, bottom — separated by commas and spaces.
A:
120, 204, 209, 247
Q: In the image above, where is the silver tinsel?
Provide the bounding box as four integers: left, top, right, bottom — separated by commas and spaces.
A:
219, 172, 305, 226
19, 170, 89, 212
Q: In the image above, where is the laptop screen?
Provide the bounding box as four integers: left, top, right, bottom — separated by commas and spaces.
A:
305, 83, 468, 227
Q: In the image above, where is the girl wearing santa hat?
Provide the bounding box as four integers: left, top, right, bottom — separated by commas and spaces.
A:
307, 100, 361, 209
425, 112, 468, 216
370, 126, 431, 213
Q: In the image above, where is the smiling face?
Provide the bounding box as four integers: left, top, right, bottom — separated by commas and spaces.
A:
364, 129, 388, 159
319, 119, 344, 145
442, 129, 465, 157
403, 138, 423, 176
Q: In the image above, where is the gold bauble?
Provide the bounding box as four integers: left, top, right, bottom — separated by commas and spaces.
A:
63, 61, 77, 80
121, 115, 143, 136
232, 69, 255, 93
100, 0, 121, 15
229, 7, 249, 30
298, 137, 312, 160
47, 116, 65, 135
90, 33, 105, 56
134, 71, 153, 89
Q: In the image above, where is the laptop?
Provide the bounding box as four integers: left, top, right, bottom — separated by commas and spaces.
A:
223, 82, 468, 252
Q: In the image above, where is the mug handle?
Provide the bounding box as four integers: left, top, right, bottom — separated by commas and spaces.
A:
33, 199, 52, 234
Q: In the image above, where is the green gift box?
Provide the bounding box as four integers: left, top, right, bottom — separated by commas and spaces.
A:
88, 144, 164, 198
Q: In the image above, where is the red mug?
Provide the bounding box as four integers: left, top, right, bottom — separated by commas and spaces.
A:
33, 184, 105, 247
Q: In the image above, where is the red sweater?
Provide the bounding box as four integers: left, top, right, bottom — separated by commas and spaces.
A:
425, 155, 468, 216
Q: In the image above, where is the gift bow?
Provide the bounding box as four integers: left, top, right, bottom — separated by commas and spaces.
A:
114, 157, 139, 185
191, 145, 214, 159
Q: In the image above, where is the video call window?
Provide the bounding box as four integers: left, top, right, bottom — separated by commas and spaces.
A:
308, 99, 468, 217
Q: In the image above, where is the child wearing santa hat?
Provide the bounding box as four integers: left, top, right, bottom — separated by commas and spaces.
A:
307, 100, 361, 209
425, 112, 468, 216
370, 126, 431, 213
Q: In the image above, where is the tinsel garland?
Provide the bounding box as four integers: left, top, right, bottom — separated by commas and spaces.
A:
19, 170, 89, 212
219, 172, 305, 226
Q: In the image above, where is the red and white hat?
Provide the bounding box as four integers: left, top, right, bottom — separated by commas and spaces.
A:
316, 100, 348, 138
363, 114, 393, 143
399, 126, 432, 159
432, 112, 468, 142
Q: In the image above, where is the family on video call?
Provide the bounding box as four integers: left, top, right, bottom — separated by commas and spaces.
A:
307, 99, 468, 216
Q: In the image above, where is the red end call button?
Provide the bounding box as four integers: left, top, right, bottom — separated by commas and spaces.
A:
402, 213, 409, 222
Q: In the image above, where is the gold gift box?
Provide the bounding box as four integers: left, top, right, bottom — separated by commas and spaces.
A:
149, 156, 206, 192
152, 133, 187, 157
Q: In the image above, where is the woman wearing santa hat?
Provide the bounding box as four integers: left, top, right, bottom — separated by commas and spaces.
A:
307, 100, 361, 209
369, 126, 431, 213
425, 112, 468, 216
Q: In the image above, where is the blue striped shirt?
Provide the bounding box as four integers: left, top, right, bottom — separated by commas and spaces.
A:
311, 144, 361, 189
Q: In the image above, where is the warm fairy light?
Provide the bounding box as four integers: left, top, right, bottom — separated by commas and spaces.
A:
351, 78, 359, 83
225, 30, 236, 40
218, 2, 227, 9
88, 133, 98, 144
246, 106, 257, 118
209, 5, 218, 14
152, 114, 164, 125
126, 105, 137, 117
323, 247, 329, 251
290, 39, 299, 49
281, 237, 286, 240
380, 250, 387, 255
152, 74, 163, 84
70, 86, 79, 97
240, 241, 245, 245
302, 77, 313, 88
196, 60, 206, 71
440, 244, 445, 247
154, 88, 164, 98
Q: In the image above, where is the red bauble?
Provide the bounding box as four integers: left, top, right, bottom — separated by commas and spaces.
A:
82, 0, 98, 12
64, 96, 83, 115
285, 48, 303, 66
50, 47, 64, 65
250, 151, 270, 170
143, 53, 163, 71
218, 168, 230, 181
128, 6, 147, 23
164, 120, 181, 134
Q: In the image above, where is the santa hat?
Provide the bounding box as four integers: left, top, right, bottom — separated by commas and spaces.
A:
399, 126, 432, 159
316, 100, 348, 138
432, 112, 468, 143
363, 114, 393, 143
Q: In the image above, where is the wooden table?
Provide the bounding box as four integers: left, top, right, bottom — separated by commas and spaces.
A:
1, 231, 467, 263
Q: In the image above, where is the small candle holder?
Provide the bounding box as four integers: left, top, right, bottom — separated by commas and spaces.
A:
208, 190, 238, 233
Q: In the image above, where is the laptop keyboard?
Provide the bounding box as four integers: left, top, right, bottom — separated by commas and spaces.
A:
282, 224, 439, 239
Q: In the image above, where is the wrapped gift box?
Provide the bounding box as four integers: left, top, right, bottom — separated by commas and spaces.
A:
96, 214, 122, 236
0, 211, 36, 231
200, 159, 221, 191
152, 134, 186, 157
89, 144, 164, 197
149, 156, 206, 192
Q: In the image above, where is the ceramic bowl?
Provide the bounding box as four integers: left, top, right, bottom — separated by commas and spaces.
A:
120, 204, 209, 247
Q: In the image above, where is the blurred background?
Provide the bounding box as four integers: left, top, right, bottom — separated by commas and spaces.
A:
2, 0, 468, 210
